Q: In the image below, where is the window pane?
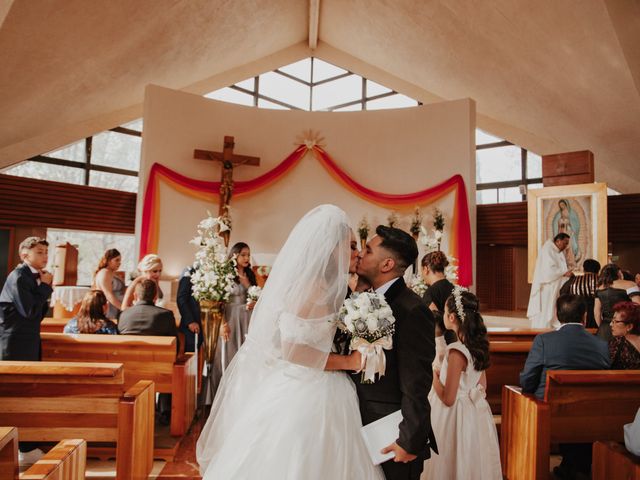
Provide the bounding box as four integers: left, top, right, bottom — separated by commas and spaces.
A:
476, 146, 522, 183
607, 188, 621, 196
476, 189, 497, 205
89, 171, 138, 192
333, 103, 363, 112
2, 161, 84, 185
366, 80, 392, 97
312, 74, 361, 111
367, 94, 417, 110
257, 98, 290, 110
498, 187, 522, 203
91, 131, 141, 171
312, 58, 348, 82
46, 140, 85, 162
278, 58, 311, 83
235, 77, 255, 91
46, 228, 136, 286
527, 183, 543, 190
121, 118, 143, 132
259, 72, 310, 110
475, 129, 503, 146
205, 87, 254, 106
527, 151, 542, 179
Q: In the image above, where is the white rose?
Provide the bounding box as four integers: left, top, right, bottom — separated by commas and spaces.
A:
378, 306, 393, 320
366, 312, 379, 332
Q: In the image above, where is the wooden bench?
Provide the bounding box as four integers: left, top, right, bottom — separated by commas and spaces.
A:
0, 426, 18, 480
0, 361, 154, 480
486, 341, 532, 414
41, 332, 197, 437
593, 441, 640, 480
40, 318, 70, 334
488, 328, 597, 343
20, 439, 86, 480
500, 370, 640, 480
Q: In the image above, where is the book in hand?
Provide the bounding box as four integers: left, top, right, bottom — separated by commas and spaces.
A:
360, 410, 403, 465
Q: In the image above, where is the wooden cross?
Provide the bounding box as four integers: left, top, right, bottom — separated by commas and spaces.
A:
194, 136, 260, 216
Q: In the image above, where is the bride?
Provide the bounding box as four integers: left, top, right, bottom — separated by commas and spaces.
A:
196, 205, 384, 479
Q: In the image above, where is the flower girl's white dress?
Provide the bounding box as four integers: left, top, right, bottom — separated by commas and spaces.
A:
422, 342, 502, 479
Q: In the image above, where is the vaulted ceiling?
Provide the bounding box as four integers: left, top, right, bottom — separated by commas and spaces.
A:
1, 0, 639, 191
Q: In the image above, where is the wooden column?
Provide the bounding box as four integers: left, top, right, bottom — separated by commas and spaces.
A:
542, 150, 594, 186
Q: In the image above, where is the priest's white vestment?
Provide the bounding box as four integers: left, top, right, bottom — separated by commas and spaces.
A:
527, 239, 569, 328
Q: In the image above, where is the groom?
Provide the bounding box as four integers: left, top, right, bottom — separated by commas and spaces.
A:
356, 225, 437, 480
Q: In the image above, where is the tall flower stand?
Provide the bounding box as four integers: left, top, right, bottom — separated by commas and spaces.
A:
199, 300, 225, 411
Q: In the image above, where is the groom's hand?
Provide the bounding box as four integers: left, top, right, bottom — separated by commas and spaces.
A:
381, 442, 416, 463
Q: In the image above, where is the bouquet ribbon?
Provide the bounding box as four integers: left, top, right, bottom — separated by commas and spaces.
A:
352, 335, 393, 382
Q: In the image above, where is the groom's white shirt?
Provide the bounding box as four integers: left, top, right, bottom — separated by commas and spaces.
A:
375, 277, 400, 296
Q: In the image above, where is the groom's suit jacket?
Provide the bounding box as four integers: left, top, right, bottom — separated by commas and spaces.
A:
352, 277, 438, 461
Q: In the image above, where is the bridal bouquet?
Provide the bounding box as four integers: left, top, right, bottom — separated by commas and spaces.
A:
336, 291, 396, 383
189, 214, 236, 303
246, 285, 262, 310
409, 274, 428, 296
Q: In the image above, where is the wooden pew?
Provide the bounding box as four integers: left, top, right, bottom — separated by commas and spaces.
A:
0, 426, 18, 480
486, 341, 532, 414
488, 327, 597, 342
0, 361, 154, 480
40, 318, 69, 334
593, 441, 640, 480
41, 332, 197, 437
500, 370, 640, 480
20, 439, 86, 480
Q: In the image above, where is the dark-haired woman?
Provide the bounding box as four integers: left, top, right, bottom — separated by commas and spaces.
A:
609, 301, 640, 370
93, 248, 125, 318
420, 251, 456, 369
594, 264, 640, 341
422, 289, 501, 479
211, 242, 258, 395
63, 290, 118, 335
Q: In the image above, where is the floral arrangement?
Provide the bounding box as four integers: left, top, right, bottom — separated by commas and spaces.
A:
358, 215, 370, 242
418, 208, 459, 282
409, 207, 422, 237
387, 211, 399, 228
409, 274, 428, 296
256, 265, 271, 277
189, 213, 237, 303
336, 291, 396, 383
246, 285, 262, 309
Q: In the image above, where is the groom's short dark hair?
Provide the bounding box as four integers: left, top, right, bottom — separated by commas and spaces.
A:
375, 225, 418, 271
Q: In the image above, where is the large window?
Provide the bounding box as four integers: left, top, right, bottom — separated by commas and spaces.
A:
1, 119, 142, 193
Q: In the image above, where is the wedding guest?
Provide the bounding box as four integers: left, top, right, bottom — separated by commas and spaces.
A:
0, 237, 53, 465
63, 290, 118, 335
594, 264, 640, 340
420, 251, 456, 369
559, 258, 600, 329
93, 248, 125, 318
121, 254, 164, 310
422, 288, 501, 479
520, 294, 610, 478
177, 266, 202, 353
609, 301, 640, 370
211, 242, 257, 395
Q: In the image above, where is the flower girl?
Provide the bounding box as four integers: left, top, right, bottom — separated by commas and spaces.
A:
421, 287, 502, 479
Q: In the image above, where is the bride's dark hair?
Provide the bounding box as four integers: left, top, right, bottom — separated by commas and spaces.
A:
445, 291, 490, 371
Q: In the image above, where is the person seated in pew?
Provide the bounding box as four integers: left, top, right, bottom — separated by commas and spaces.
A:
121, 254, 165, 310
63, 290, 118, 335
520, 294, 611, 479
609, 301, 640, 370
559, 258, 600, 329
118, 279, 177, 425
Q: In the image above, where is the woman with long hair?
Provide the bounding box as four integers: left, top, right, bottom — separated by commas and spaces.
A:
63, 290, 118, 335
121, 254, 164, 310
93, 248, 125, 318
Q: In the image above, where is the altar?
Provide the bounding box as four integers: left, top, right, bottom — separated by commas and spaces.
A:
50, 286, 91, 319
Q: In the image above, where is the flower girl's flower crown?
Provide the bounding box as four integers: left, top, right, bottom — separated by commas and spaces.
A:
452, 285, 468, 323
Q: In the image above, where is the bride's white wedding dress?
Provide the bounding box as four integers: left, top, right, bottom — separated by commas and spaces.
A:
196, 205, 384, 480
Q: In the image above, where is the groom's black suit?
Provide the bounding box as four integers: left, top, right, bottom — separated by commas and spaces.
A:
352, 277, 437, 480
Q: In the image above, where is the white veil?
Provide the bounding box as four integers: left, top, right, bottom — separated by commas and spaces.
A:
197, 204, 351, 473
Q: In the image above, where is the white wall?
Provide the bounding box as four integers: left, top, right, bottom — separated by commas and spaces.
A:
138, 85, 476, 282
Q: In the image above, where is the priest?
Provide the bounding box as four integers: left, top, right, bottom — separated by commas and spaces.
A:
527, 233, 573, 328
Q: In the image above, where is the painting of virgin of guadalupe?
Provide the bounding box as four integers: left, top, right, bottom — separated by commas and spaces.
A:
527, 183, 608, 282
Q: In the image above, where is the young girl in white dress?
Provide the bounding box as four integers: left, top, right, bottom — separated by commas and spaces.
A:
422, 287, 502, 479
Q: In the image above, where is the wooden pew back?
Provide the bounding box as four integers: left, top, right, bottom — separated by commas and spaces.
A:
20, 439, 86, 480
0, 426, 18, 480
486, 341, 532, 414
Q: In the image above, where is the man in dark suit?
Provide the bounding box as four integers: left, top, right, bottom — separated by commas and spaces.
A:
520, 294, 610, 478
118, 279, 177, 425
355, 225, 437, 480
0, 236, 53, 464
176, 266, 202, 353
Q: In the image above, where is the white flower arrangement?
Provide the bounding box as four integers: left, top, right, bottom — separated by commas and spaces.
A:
336, 291, 396, 383
409, 274, 428, 297
246, 285, 262, 309
189, 213, 237, 303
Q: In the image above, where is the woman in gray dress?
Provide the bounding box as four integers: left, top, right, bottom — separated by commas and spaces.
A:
93, 249, 125, 319
211, 242, 258, 395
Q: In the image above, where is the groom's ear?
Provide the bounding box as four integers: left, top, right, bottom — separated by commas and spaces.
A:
380, 257, 395, 273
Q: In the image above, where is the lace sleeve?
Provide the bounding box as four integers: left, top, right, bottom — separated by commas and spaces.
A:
279, 312, 337, 369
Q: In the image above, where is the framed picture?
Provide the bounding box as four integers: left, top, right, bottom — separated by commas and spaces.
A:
528, 183, 607, 282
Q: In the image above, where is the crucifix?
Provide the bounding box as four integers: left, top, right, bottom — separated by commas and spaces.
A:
194, 136, 260, 217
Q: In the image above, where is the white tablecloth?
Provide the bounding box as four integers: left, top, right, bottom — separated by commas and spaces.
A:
50, 286, 91, 311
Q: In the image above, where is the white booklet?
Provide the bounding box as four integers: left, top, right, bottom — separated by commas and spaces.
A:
360, 410, 403, 465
